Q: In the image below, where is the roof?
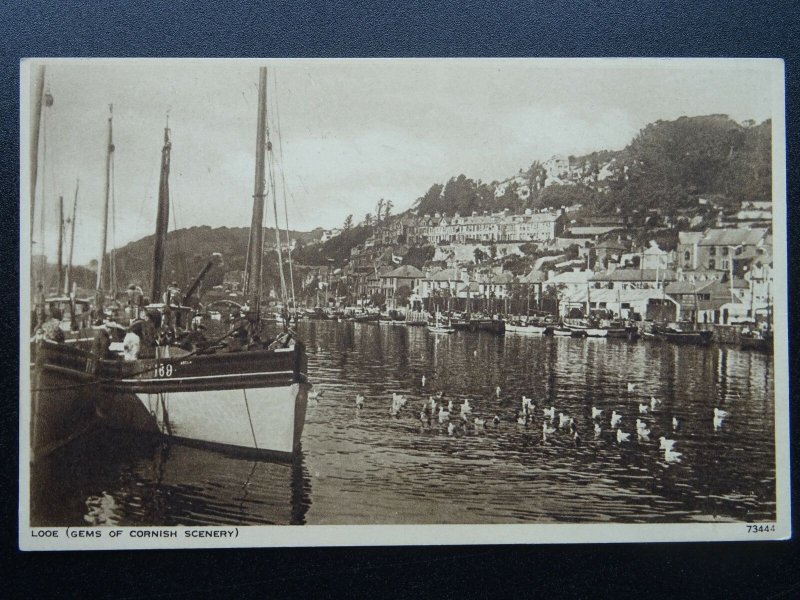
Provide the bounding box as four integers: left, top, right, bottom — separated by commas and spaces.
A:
665, 281, 714, 295
567, 226, 622, 236
383, 265, 424, 279
700, 228, 768, 246
427, 268, 462, 282
520, 270, 547, 284
678, 232, 704, 245
590, 269, 677, 282
595, 240, 627, 250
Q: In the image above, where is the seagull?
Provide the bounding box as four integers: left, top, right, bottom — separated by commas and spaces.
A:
610, 411, 622, 429
573, 430, 582, 447
672, 417, 680, 431
421, 374, 426, 387
591, 407, 603, 419
593, 422, 602, 437
639, 403, 649, 414
664, 448, 683, 463
517, 414, 529, 425
429, 397, 437, 413
558, 413, 573, 429
635, 418, 647, 431
309, 389, 325, 401
495, 385, 501, 399
447, 400, 454, 413
461, 399, 472, 417
616, 429, 631, 444
447, 422, 456, 436
438, 407, 450, 424
473, 350, 477, 356
492, 415, 501, 426
637, 427, 651, 441
650, 396, 661, 411
474, 417, 486, 428
659, 437, 676, 451
543, 406, 555, 420
355, 394, 365, 409
627, 382, 636, 393
542, 421, 556, 440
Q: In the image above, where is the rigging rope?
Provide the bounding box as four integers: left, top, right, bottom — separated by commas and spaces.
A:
271, 72, 297, 311
265, 81, 288, 308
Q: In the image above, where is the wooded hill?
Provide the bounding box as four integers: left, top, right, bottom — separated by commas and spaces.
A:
414, 115, 772, 217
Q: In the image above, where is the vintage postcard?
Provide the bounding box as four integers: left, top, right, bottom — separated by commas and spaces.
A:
19, 58, 789, 549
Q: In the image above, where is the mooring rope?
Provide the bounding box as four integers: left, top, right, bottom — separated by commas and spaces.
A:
242, 388, 259, 450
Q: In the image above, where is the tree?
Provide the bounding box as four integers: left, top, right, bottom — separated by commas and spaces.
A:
363, 213, 373, 227
473, 248, 489, 264
369, 291, 385, 307
384, 199, 393, 220
375, 199, 385, 223
395, 284, 411, 307
343, 214, 353, 230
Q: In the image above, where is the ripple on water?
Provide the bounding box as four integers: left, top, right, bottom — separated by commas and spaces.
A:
31, 321, 776, 526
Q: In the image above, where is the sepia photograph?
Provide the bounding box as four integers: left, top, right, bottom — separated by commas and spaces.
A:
19, 58, 789, 548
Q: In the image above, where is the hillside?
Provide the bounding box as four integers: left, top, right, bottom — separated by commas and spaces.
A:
414, 115, 772, 217
111, 225, 323, 291
70, 114, 772, 289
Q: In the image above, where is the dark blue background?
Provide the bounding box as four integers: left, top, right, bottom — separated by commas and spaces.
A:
2, 1, 798, 598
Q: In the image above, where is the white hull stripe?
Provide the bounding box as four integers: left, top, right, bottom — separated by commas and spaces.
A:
119, 370, 295, 383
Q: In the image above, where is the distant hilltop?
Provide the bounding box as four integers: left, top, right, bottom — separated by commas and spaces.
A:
412, 114, 771, 219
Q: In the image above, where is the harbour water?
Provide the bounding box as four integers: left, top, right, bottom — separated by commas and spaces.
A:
30, 320, 776, 526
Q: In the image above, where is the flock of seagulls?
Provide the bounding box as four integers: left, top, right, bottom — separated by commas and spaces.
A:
308, 377, 734, 465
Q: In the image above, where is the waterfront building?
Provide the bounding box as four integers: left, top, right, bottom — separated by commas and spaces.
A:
695, 228, 769, 275
589, 267, 676, 291
379, 264, 425, 308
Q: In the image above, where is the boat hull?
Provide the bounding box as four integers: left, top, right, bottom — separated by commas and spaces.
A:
663, 331, 713, 345
100, 383, 309, 458
31, 340, 310, 460
505, 324, 547, 334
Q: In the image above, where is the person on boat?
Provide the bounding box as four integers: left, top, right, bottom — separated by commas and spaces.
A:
92, 325, 112, 359
40, 304, 65, 343
164, 281, 181, 306
122, 326, 141, 361
268, 332, 293, 350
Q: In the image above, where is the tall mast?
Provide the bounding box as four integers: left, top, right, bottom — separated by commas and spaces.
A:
96, 104, 114, 307
243, 66, 268, 316
65, 179, 78, 294
57, 195, 64, 293
151, 118, 172, 303
29, 65, 45, 262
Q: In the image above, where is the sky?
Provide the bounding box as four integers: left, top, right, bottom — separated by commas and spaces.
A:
23, 58, 778, 265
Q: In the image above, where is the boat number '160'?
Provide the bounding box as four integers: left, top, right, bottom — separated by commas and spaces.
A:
153, 363, 174, 378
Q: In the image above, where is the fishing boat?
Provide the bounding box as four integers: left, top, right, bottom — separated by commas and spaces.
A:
505, 321, 548, 334
649, 323, 713, 345
428, 313, 454, 334
32, 67, 310, 461
739, 328, 772, 353
551, 325, 575, 337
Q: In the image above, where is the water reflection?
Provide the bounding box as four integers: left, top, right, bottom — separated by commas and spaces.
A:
32, 320, 774, 526
31, 430, 311, 527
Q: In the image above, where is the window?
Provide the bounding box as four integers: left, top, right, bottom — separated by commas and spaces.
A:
708, 259, 716, 269
684, 250, 691, 261
721, 247, 729, 256
722, 259, 729, 270
709, 247, 716, 256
